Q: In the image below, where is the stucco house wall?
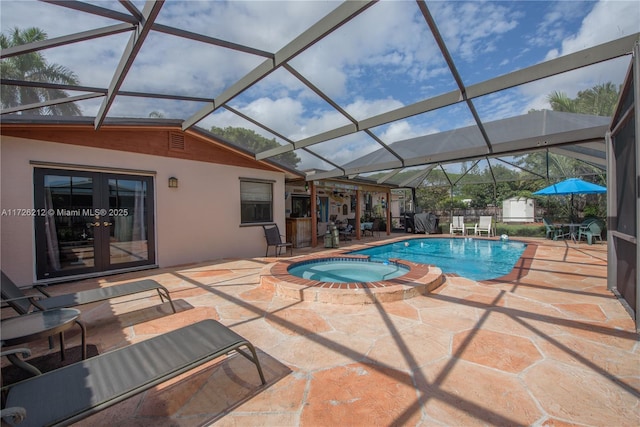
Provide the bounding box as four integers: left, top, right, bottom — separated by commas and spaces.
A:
0, 127, 286, 286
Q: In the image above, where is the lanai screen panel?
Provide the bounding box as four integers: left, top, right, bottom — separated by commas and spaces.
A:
1, 1, 638, 181
608, 48, 638, 331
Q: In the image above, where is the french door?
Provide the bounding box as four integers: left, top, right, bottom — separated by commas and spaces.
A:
34, 168, 155, 280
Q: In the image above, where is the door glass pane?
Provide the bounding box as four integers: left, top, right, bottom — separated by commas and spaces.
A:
108, 178, 149, 264
44, 175, 95, 272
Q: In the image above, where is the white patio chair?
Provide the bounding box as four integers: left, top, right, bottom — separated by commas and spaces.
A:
449, 216, 465, 235
474, 216, 494, 237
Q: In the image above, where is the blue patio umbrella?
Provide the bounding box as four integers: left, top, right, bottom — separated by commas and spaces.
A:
533, 177, 607, 196
534, 178, 606, 221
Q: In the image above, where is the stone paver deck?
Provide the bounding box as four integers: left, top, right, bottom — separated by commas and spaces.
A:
1, 235, 638, 426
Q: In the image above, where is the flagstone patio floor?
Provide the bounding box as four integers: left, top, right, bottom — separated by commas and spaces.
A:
2, 234, 638, 426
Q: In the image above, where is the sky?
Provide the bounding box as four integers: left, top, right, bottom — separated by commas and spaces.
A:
1, 0, 638, 172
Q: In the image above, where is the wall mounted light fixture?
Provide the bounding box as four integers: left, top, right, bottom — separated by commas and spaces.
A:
168, 176, 178, 188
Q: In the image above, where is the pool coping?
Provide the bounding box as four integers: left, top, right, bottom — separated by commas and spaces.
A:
260, 254, 444, 305
260, 235, 537, 304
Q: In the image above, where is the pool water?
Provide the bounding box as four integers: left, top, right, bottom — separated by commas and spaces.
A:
288, 258, 408, 283
349, 238, 527, 281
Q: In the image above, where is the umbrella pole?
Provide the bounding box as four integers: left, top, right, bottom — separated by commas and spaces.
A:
570, 194, 574, 222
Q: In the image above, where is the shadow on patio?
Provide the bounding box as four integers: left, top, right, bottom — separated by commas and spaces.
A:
1, 235, 638, 426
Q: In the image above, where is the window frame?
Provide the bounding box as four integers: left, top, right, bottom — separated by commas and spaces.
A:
239, 178, 274, 225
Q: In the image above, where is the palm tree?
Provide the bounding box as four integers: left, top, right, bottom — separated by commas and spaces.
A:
547, 83, 619, 117
547, 91, 578, 113
576, 82, 620, 116
1, 27, 81, 115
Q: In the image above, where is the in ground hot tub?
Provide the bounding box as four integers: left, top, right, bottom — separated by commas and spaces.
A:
260, 255, 444, 304
287, 257, 408, 283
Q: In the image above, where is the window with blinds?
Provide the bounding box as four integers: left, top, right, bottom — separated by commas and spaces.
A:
240, 180, 273, 223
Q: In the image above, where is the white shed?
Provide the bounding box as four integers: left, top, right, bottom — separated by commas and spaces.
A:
502, 197, 535, 223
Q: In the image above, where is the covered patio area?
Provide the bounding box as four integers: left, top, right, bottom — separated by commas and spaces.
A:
2, 235, 636, 426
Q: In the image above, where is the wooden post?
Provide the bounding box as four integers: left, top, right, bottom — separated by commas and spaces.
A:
310, 182, 317, 247
386, 190, 391, 235
355, 189, 361, 240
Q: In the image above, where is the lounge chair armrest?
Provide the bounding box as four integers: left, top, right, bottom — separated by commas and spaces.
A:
1, 407, 27, 425
0, 295, 42, 303
33, 284, 51, 297
1, 348, 42, 378
1, 348, 32, 359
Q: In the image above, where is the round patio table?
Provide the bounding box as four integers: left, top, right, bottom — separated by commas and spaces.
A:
558, 223, 582, 242
1, 308, 86, 373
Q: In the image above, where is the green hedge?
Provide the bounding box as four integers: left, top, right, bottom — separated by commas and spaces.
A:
442, 222, 546, 237
494, 224, 545, 237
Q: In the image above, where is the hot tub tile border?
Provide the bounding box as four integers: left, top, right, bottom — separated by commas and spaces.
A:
261, 251, 444, 304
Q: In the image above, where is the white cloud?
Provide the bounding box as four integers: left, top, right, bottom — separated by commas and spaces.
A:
522, 0, 637, 112
530, 1, 593, 48
289, 1, 445, 100
379, 121, 423, 143
309, 132, 383, 166
551, 0, 639, 57
430, 1, 521, 62
3, 0, 637, 171
343, 97, 405, 121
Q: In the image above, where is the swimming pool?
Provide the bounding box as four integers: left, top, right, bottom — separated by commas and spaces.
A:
349, 238, 527, 281
288, 258, 408, 283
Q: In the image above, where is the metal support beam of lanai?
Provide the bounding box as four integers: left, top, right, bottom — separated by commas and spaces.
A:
94, 0, 164, 129
182, 0, 376, 131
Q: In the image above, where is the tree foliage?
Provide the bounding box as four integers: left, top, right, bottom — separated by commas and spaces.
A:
210, 126, 301, 169
1, 27, 81, 115
547, 90, 578, 112
412, 82, 616, 213
547, 82, 619, 117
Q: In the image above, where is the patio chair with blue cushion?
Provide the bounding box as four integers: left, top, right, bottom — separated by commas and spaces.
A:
262, 224, 293, 257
